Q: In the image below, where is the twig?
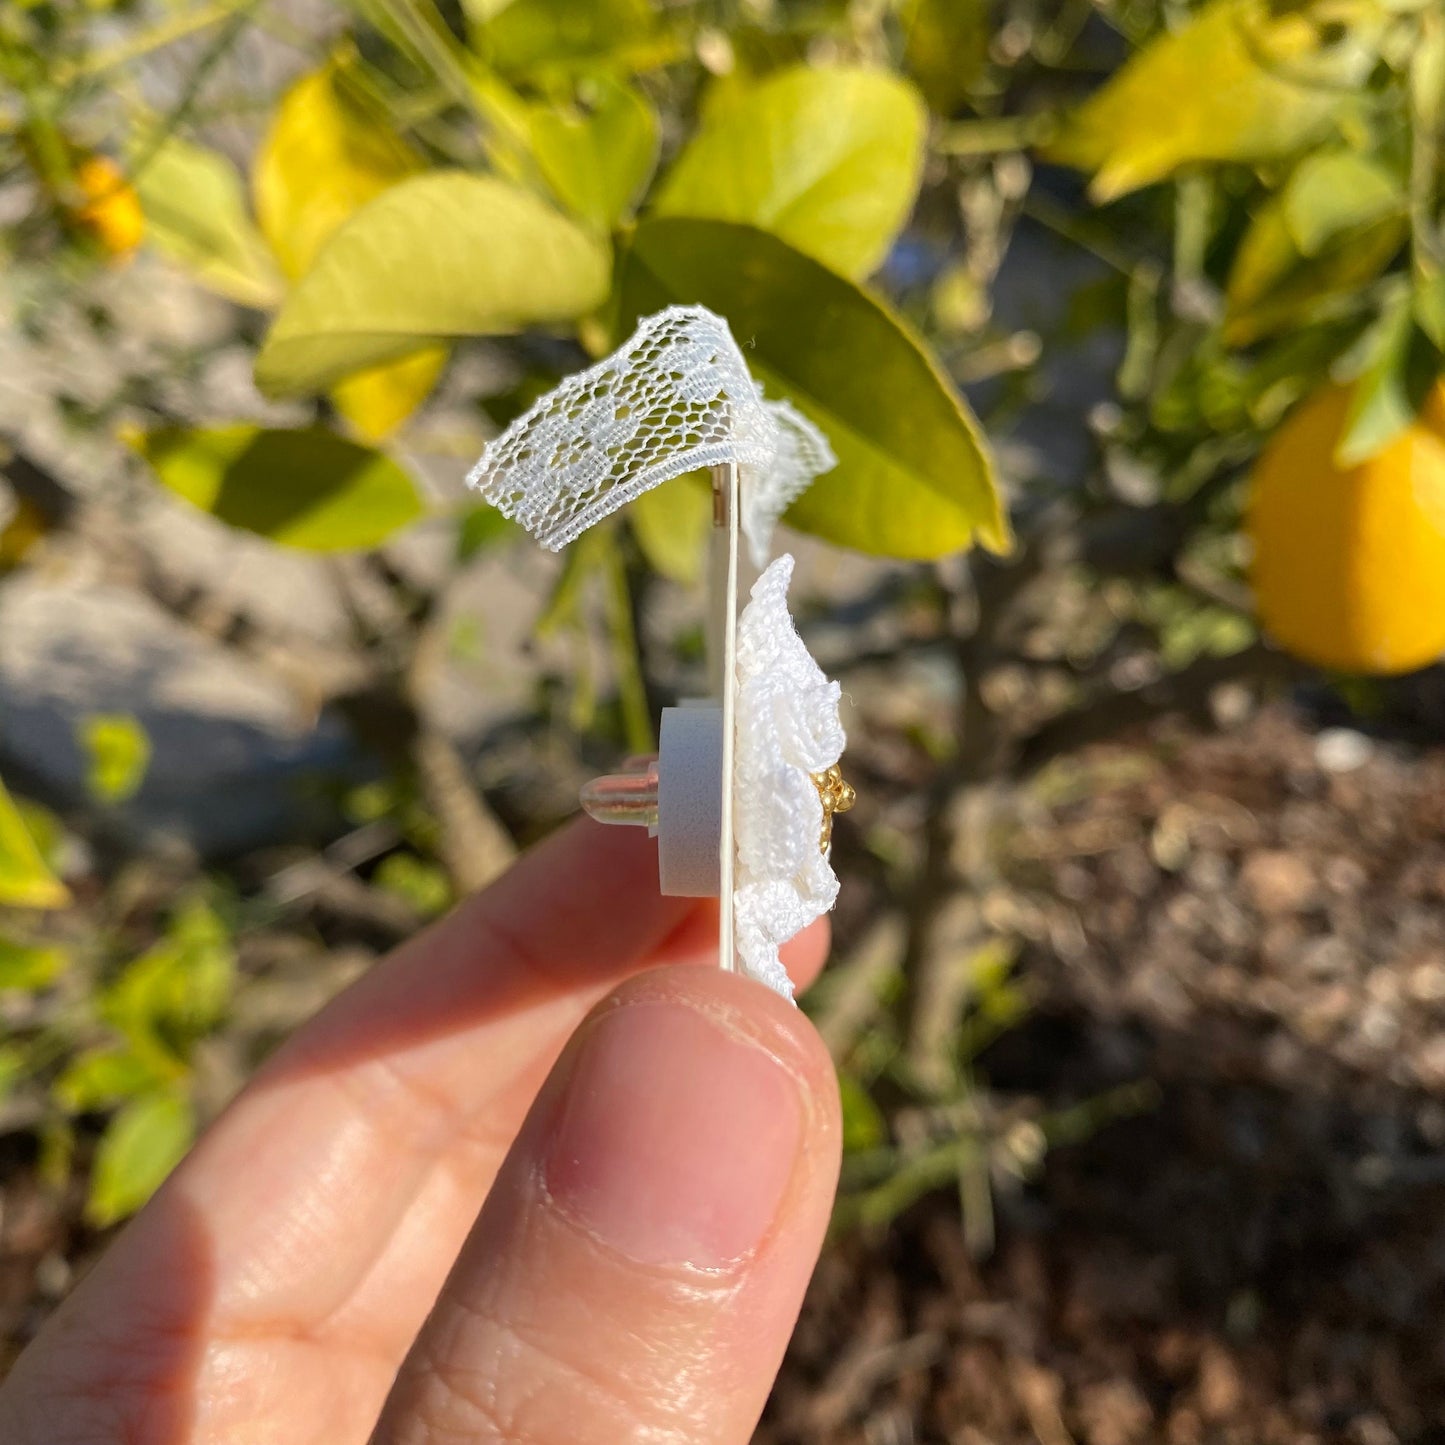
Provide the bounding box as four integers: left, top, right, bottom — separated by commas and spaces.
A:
810, 913, 906, 1060
412, 725, 515, 894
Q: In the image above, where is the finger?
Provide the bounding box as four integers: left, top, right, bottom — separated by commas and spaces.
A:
1, 821, 701, 1440
320, 913, 829, 1359
372, 964, 841, 1445
2, 820, 834, 1445
181, 821, 699, 1330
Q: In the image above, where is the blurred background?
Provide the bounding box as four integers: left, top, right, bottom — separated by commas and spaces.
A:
3, 0, 1445, 1438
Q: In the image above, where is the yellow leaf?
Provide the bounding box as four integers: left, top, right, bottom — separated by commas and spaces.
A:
0, 776, 68, 910
256, 55, 446, 433
629, 472, 710, 584
80, 714, 152, 805
332, 348, 449, 443
254, 55, 422, 281
1044, 0, 1383, 201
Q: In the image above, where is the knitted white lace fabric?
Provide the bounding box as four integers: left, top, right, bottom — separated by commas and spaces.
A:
733, 555, 846, 999
466, 305, 834, 560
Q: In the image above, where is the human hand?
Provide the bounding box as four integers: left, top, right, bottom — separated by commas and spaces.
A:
0, 819, 840, 1444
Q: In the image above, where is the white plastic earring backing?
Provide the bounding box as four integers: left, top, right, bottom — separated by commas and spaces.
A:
582, 705, 725, 897
468, 307, 849, 999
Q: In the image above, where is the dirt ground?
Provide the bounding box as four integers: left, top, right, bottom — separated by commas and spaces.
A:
4, 699, 1444, 1442
766, 701, 1445, 1444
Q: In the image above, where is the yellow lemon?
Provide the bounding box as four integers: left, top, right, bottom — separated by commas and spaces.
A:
70, 154, 145, 260
1249, 378, 1445, 675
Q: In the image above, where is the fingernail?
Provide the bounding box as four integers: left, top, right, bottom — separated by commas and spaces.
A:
544, 1000, 803, 1269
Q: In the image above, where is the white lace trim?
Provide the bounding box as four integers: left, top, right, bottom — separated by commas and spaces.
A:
466, 305, 834, 559
733, 555, 846, 999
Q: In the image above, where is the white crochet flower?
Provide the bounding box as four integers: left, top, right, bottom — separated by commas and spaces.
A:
733, 555, 846, 999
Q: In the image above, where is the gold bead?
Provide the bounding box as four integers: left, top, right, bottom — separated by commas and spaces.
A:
810, 763, 856, 854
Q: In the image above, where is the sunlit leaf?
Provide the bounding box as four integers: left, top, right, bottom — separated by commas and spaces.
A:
255, 173, 610, 395
524, 75, 658, 228
1044, 0, 1383, 201
0, 936, 66, 991
837, 1071, 886, 1152
653, 66, 927, 280
54, 1047, 169, 1113
629, 472, 710, 584
255, 56, 448, 437
102, 899, 236, 1060
86, 1091, 194, 1227
373, 852, 453, 917
1337, 289, 1444, 466
81, 713, 151, 804
131, 425, 424, 551
1224, 151, 1406, 345
618, 218, 1009, 559
0, 776, 68, 910
472, 0, 676, 79
1418, 271, 1445, 350
900, 0, 990, 116
1280, 150, 1402, 256
331, 349, 450, 443
132, 136, 282, 307
254, 55, 423, 281
456, 502, 520, 562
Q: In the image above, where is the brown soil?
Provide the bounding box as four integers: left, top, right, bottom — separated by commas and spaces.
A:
765, 703, 1445, 1444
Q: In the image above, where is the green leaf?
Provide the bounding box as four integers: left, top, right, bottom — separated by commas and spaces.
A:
132, 136, 282, 308
373, 852, 453, 917
0, 1044, 27, 1102
472, 0, 676, 79
80, 713, 151, 804
900, 0, 990, 116
1224, 151, 1406, 345
456, 502, 520, 562
86, 1091, 194, 1227
1044, 0, 1383, 201
102, 899, 236, 1059
1280, 150, 1402, 256
837, 1071, 887, 1153
130, 425, 424, 551
1336, 291, 1444, 465
255, 173, 610, 396
629, 472, 711, 584
617, 218, 1009, 559
54, 1046, 169, 1114
0, 936, 66, 991
524, 76, 659, 228
652, 65, 927, 280
1417, 271, 1445, 351
0, 776, 68, 910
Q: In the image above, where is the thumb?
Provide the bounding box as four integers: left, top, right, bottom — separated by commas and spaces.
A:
370, 965, 841, 1445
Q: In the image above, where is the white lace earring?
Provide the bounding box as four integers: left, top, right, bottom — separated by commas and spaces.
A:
468, 305, 854, 1000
